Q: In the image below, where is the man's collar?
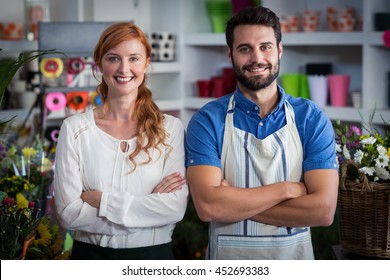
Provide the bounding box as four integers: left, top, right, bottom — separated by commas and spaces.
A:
234, 85, 285, 117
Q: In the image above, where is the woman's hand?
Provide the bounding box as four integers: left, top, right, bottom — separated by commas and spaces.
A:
81, 190, 102, 209
152, 172, 186, 193
220, 179, 232, 187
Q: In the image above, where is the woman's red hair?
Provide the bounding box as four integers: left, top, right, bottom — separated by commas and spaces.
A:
93, 22, 169, 171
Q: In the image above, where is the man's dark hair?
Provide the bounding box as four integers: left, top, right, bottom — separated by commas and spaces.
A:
225, 6, 282, 50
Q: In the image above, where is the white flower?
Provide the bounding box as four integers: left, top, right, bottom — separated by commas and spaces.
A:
360, 136, 376, 146
353, 149, 364, 164
375, 153, 389, 169
375, 166, 390, 180
342, 145, 351, 160
359, 166, 375, 176
336, 143, 342, 153
377, 145, 387, 156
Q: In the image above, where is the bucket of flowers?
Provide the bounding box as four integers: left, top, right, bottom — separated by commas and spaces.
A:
334, 114, 390, 259
0, 140, 70, 259
1, 47, 69, 259
0, 140, 54, 204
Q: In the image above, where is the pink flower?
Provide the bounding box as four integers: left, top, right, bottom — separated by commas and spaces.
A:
28, 201, 36, 209
383, 30, 390, 48
347, 125, 362, 137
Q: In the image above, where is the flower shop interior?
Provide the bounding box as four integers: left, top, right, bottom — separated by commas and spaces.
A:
1, 0, 389, 260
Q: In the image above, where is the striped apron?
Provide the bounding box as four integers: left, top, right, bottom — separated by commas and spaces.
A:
207, 94, 314, 260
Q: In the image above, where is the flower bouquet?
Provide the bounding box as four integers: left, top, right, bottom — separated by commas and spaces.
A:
335, 120, 390, 183
0, 141, 54, 202
0, 139, 70, 259
334, 115, 390, 259
24, 216, 70, 260
0, 195, 41, 259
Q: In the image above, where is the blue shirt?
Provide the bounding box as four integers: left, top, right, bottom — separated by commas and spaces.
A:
185, 85, 338, 172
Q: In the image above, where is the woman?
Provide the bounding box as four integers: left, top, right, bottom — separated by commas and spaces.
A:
54, 22, 188, 260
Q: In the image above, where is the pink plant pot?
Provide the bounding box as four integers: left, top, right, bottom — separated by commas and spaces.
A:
328, 74, 350, 107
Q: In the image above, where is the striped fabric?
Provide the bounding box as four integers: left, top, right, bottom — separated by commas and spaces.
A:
207, 95, 314, 260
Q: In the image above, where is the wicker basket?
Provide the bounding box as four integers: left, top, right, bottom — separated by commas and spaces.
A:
338, 160, 390, 259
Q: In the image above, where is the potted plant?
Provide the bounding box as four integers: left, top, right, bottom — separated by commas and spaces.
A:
0, 48, 61, 129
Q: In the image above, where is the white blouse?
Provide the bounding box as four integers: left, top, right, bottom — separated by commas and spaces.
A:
54, 109, 189, 248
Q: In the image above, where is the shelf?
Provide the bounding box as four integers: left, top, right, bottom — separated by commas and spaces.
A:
365, 109, 390, 125
156, 100, 180, 111
184, 97, 390, 124
0, 109, 25, 120
149, 62, 181, 74
184, 97, 215, 109
0, 40, 38, 53
184, 32, 364, 47
368, 32, 386, 46
283, 32, 363, 46
0, 109, 34, 124
322, 106, 364, 122
324, 107, 390, 125
184, 33, 226, 46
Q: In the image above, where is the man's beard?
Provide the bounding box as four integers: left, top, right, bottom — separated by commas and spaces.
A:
233, 58, 280, 91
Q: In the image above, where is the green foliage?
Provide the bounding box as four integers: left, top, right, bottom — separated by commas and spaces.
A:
172, 198, 209, 259
1, 49, 55, 103
311, 211, 340, 260
0, 48, 63, 128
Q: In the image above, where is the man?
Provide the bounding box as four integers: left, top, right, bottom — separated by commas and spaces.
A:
185, 6, 339, 260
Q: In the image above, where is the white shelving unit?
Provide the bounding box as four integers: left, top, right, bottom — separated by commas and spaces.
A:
180, 0, 390, 127
1, 0, 389, 129
0, 0, 184, 126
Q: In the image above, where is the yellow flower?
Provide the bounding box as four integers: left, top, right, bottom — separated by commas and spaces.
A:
16, 193, 29, 209
22, 147, 37, 159
32, 222, 52, 247
42, 157, 53, 172
51, 239, 63, 252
